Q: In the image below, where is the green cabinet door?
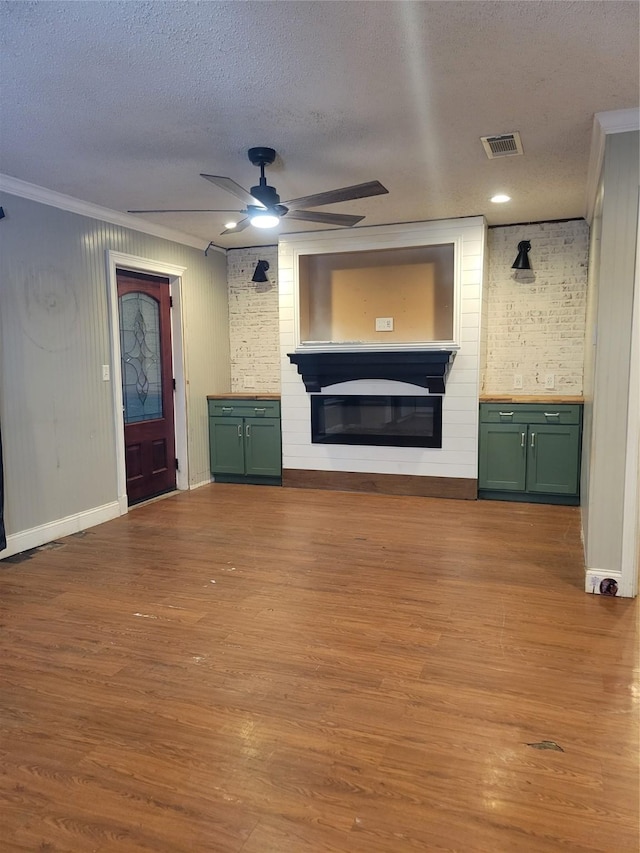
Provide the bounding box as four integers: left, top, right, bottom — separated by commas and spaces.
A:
478, 423, 527, 491
209, 417, 245, 475
244, 418, 282, 477
526, 424, 580, 494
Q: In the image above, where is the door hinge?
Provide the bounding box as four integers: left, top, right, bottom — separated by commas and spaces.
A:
175, 458, 179, 470
169, 296, 173, 308
172, 377, 176, 390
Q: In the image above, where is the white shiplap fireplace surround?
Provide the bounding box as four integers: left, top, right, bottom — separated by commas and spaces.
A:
278, 217, 486, 499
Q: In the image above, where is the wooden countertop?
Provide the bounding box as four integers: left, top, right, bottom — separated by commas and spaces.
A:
207, 393, 281, 400
480, 395, 584, 404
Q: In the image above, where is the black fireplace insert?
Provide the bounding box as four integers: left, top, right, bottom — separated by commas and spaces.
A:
311, 395, 442, 448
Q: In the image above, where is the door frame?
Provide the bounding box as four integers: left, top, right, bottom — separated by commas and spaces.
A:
106, 250, 188, 513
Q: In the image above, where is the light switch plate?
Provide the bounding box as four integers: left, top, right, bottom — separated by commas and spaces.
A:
375, 317, 394, 332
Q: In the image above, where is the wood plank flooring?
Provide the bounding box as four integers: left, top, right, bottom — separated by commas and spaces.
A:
0, 484, 638, 852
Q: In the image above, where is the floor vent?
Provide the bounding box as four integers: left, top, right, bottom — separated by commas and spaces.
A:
481, 132, 524, 158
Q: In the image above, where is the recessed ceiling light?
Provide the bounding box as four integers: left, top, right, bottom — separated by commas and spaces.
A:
490, 194, 511, 204
224, 221, 237, 229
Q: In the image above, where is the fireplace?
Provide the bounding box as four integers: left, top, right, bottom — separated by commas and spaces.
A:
279, 216, 484, 501
311, 394, 442, 448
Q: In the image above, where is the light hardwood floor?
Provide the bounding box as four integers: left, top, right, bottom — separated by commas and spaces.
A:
1, 484, 638, 852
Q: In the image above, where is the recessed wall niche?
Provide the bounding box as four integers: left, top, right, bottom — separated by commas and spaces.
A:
298, 243, 454, 345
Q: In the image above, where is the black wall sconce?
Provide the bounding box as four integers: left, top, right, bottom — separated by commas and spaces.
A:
512, 240, 532, 270
252, 260, 270, 283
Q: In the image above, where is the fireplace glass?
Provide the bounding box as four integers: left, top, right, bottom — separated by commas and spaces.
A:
311, 395, 442, 448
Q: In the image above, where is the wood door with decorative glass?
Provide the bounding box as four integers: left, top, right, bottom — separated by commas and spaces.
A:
117, 271, 176, 505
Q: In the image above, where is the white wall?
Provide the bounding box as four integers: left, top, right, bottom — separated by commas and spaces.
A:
484, 220, 589, 395
278, 218, 485, 482
227, 246, 280, 392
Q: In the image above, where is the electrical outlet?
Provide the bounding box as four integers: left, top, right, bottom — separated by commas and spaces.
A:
513, 374, 523, 390
585, 570, 622, 596
375, 317, 394, 332
544, 373, 555, 390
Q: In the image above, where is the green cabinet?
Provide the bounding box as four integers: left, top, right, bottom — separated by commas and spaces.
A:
208, 398, 281, 485
479, 403, 582, 504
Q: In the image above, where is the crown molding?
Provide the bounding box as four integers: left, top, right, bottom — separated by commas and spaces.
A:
0, 173, 226, 254
595, 108, 640, 135
585, 108, 640, 224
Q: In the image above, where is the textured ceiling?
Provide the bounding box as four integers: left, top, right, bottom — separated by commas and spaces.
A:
1, 1, 638, 249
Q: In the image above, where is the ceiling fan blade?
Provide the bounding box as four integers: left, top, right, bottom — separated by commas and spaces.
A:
128, 208, 241, 213
200, 174, 263, 207
283, 180, 388, 211
285, 210, 365, 227
221, 217, 251, 235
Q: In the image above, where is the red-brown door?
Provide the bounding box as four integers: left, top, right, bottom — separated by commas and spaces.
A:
117, 271, 176, 505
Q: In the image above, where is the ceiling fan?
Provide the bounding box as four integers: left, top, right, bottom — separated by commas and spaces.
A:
128, 147, 388, 235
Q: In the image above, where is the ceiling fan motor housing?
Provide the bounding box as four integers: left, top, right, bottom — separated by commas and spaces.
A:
247, 147, 277, 167
250, 183, 281, 208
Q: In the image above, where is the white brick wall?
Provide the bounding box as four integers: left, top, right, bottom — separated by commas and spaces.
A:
484, 220, 589, 394
278, 218, 486, 481
227, 246, 280, 392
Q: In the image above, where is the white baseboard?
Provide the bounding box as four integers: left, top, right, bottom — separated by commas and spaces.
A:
585, 569, 624, 597
1, 501, 122, 560
189, 477, 213, 490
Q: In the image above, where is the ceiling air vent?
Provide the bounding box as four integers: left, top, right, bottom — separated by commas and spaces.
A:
481, 132, 524, 159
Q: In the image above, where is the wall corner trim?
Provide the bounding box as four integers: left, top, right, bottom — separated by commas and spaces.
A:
585, 109, 640, 224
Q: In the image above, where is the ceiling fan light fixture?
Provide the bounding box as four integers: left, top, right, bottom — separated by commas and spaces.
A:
249, 211, 280, 229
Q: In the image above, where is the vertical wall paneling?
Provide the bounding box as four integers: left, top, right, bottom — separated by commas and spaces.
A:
581, 188, 603, 542
0, 192, 230, 557
582, 131, 640, 595
620, 194, 640, 596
